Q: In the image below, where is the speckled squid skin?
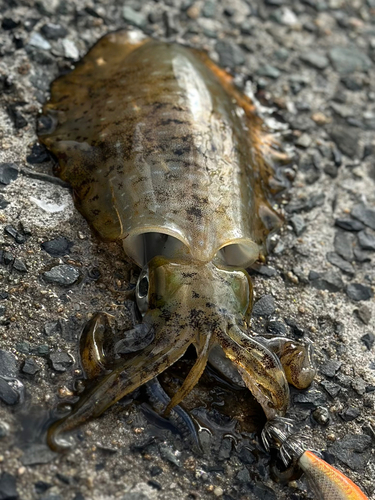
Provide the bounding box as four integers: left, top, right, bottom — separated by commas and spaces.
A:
38, 30, 316, 449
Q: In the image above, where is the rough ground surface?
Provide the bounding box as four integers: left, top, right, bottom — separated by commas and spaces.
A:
0, 0, 375, 499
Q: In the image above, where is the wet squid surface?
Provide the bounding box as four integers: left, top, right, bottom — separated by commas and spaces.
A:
38, 29, 315, 450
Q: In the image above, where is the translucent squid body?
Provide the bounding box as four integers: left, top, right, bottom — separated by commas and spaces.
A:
37, 29, 367, 500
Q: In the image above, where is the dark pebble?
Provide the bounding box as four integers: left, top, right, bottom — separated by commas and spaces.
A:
312, 406, 330, 425
34, 481, 52, 494
251, 482, 277, 500
357, 230, 375, 251
218, 438, 233, 460
346, 283, 373, 301
0, 306, 6, 317
341, 76, 363, 91
320, 359, 342, 378
0, 350, 17, 377
0, 163, 18, 185
43, 265, 80, 286
266, 320, 287, 336
290, 214, 306, 235
329, 434, 371, 471
252, 295, 275, 317
72, 493, 85, 500
2, 18, 20, 30
21, 444, 56, 465
0, 377, 20, 405
22, 358, 40, 376
329, 126, 359, 158
41, 237, 73, 257
0, 472, 18, 500
324, 163, 338, 178
6, 105, 28, 129
249, 264, 277, 277
16, 342, 30, 354
34, 345, 50, 357
286, 192, 325, 213
285, 318, 305, 337
0, 195, 10, 210
353, 247, 372, 262
147, 480, 162, 491
26, 143, 50, 164
326, 252, 354, 275
354, 305, 371, 325
40, 23, 68, 40
4, 225, 26, 244
361, 333, 375, 350
202, 0, 215, 17
309, 270, 344, 292
340, 407, 361, 422
149, 466, 162, 477
335, 219, 365, 232
294, 389, 327, 408
320, 380, 341, 398
334, 231, 354, 261
351, 203, 375, 230
163, 11, 180, 37
49, 351, 73, 372
236, 467, 250, 483
13, 259, 27, 273
329, 47, 372, 74
44, 320, 62, 336
215, 40, 245, 68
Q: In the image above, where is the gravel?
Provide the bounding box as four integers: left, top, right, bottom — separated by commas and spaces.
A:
1, 1, 374, 499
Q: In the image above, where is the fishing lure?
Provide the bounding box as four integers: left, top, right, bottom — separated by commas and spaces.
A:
262, 418, 370, 500
37, 28, 367, 498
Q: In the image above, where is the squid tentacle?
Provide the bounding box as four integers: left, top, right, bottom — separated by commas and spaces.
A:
48, 325, 193, 451
218, 324, 289, 419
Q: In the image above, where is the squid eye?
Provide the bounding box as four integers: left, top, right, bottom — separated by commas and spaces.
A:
136, 267, 149, 315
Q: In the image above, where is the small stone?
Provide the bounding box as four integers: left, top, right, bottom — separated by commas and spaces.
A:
357, 230, 375, 251
295, 133, 312, 148
26, 143, 50, 164
300, 51, 329, 69
7, 105, 27, 129
320, 380, 341, 398
252, 295, 275, 317
159, 444, 181, 467
250, 264, 277, 277
62, 39, 79, 59
334, 232, 354, 261
286, 192, 325, 213
28, 32, 51, 51
329, 434, 371, 471
266, 320, 287, 336
271, 7, 298, 26
340, 407, 361, 422
326, 252, 354, 275
312, 406, 330, 425
334, 219, 365, 232
320, 359, 342, 378
354, 305, 371, 325
22, 358, 40, 376
215, 41, 245, 68
49, 352, 73, 372
202, 0, 216, 17
309, 270, 344, 292
353, 247, 372, 263
0, 195, 9, 210
44, 321, 62, 336
13, 259, 27, 273
346, 283, 373, 301
2, 18, 20, 30
163, 11, 180, 37
0, 350, 17, 377
0, 422, 10, 438
256, 65, 281, 79
0, 377, 20, 405
123, 6, 147, 28
361, 333, 375, 350
218, 438, 232, 460
329, 47, 372, 74
329, 126, 359, 158
294, 389, 327, 408
4, 225, 26, 244
40, 23, 68, 40
21, 444, 56, 465
43, 265, 80, 286
0, 163, 18, 185
0, 291, 8, 300
324, 163, 338, 178
236, 467, 250, 483
41, 237, 73, 257
0, 472, 18, 500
